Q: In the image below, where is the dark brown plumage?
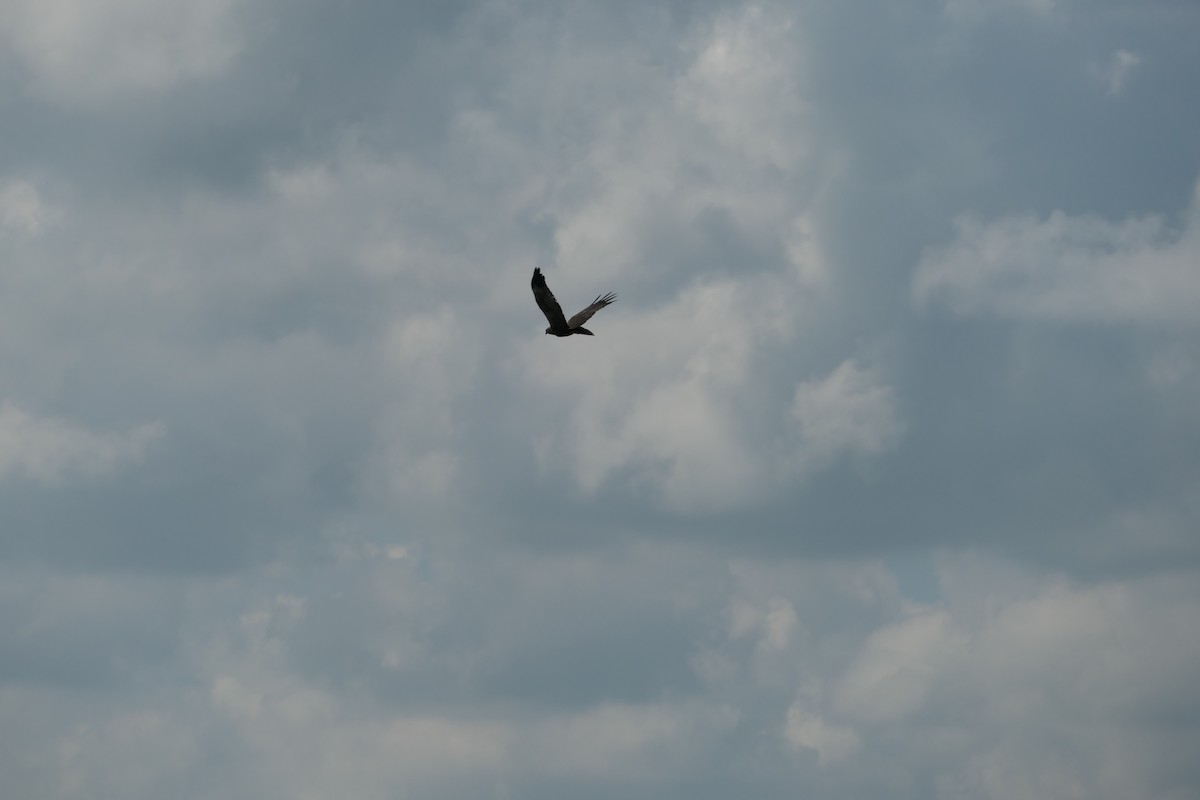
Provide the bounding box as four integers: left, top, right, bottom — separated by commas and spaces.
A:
531, 268, 617, 336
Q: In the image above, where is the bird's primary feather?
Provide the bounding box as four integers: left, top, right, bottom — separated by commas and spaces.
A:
567, 293, 618, 329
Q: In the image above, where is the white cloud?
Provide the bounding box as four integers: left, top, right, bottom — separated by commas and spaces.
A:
545, 4, 821, 287
728, 595, 800, 655
1102, 49, 1141, 95
0, 404, 163, 485
133, 558, 745, 794
676, 4, 808, 171
0, 0, 248, 105
371, 309, 478, 505
523, 275, 824, 511
482, 2, 851, 512
0, 180, 56, 235
784, 706, 860, 766
3, 544, 1198, 800
527, 701, 740, 780
789, 360, 905, 473
830, 556, 1200, 798
913, 181, 1200, 324
836, 605, 969, 722
57, 709, 203, 798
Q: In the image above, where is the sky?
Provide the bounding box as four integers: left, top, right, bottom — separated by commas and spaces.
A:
1, 0, 1199, 797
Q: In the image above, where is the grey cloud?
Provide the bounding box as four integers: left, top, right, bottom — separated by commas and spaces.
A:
1, 0, 1199, 797
0, 567, 183, 689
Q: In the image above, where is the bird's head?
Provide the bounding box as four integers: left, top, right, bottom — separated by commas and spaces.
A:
544, 327, 552, 335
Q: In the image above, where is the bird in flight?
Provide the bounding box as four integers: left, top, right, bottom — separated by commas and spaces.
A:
531, 267, 617, 337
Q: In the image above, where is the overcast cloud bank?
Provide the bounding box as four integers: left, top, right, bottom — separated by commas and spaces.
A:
2, 1, 1198, 798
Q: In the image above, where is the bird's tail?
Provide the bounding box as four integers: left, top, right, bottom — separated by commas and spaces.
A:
574, 327, 594, 336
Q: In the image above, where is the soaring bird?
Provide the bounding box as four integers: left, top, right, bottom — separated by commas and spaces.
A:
531, 267, 617, 336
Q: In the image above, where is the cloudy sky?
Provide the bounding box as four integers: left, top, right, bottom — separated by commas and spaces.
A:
2, 0, 1199, 797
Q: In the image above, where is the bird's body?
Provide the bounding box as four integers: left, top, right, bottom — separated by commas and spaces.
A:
548, 326, 595, 337
531, 268, 616, 336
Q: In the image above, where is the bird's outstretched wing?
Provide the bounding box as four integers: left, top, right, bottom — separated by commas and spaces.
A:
567, 292, 617, 329
531, 268, 568, 331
